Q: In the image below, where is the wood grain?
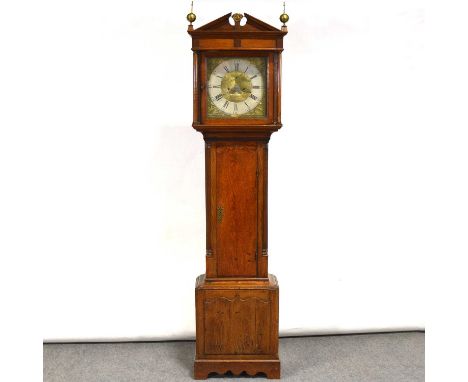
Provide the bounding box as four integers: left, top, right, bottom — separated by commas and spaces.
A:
195, 275, 279, 379
215, 144, 257, 277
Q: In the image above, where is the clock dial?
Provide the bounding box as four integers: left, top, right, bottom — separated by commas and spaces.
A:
207, 57, 266, 118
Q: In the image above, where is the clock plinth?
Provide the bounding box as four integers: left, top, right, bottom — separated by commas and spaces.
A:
194, 274, 280, 380
188, 12, 286, 379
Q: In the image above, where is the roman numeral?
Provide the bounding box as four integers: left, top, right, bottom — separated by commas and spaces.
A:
250, 94, 258, 101
234, 62, 239, 71
216, 75, 223, 79
214, 94, 223, 101
223, 100, 229, 108
250, 74, 257, 80
223, 66, 229, 72
233, 103, 238, 113
244, 101, 251, 110
212, 85, 221, 88
244, 66, 249, 73
252, 85, 261, 89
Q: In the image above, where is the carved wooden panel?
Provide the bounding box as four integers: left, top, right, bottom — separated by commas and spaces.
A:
215, 144, 258, 277
203, 294, 270, 355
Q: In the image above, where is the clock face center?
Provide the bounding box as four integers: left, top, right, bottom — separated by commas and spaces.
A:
221, 72, 252, 102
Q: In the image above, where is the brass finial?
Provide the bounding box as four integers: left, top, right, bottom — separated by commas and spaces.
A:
232, 13, 244, 24
280, 2, 289, 29
187, 1, 196, 26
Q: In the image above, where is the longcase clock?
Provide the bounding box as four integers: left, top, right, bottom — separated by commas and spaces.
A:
187, 10, 288, 380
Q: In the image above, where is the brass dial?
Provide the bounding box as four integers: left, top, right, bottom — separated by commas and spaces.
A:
220, 71, 253, 103
207, 58, 264, 117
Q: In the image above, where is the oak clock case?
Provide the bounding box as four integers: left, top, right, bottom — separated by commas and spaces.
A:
188, 12, 287, 380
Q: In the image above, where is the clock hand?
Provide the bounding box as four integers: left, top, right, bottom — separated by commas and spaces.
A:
230, 84, 242, 94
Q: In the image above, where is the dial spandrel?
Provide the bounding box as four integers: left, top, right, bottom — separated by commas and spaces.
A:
207, 57, 267, 118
